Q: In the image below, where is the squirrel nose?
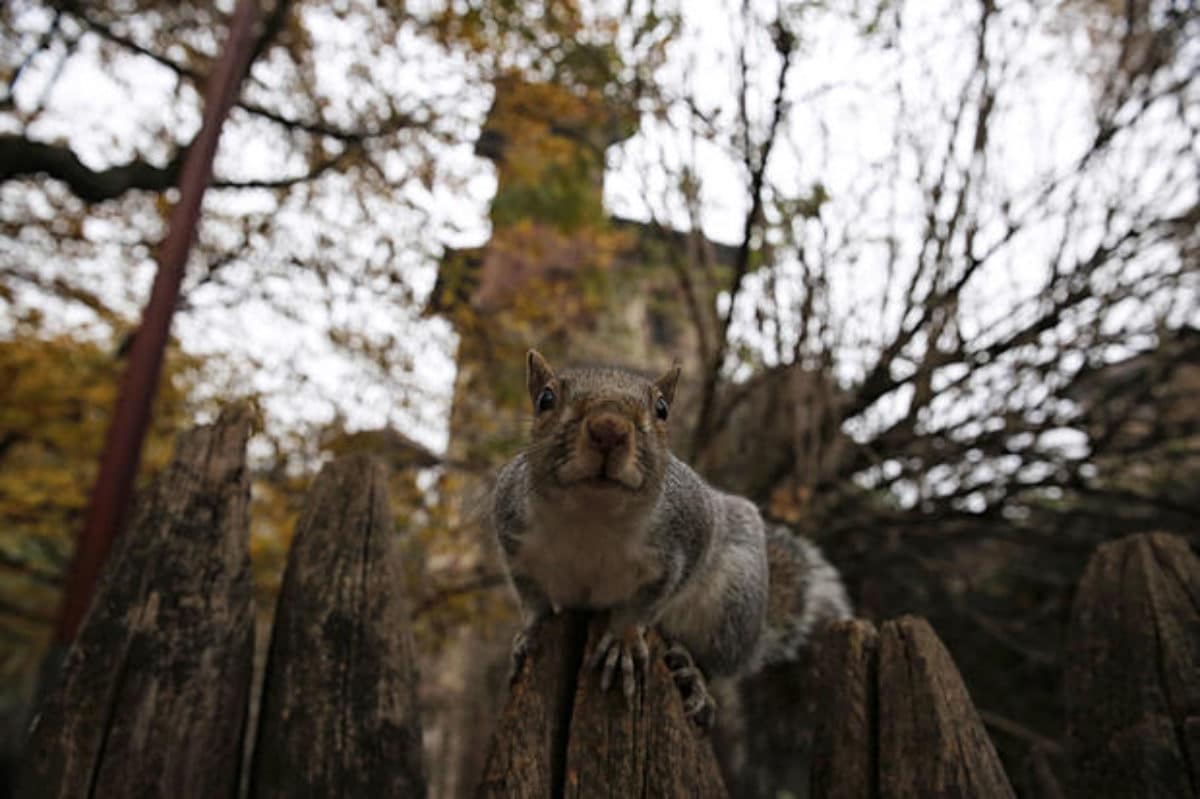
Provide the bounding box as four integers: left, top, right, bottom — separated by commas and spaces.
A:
586, 414, 632, 453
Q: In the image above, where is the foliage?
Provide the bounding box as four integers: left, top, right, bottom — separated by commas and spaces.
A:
0, 315, 199, 699
0, 0, 1196, 793
611, 0, 1199, 775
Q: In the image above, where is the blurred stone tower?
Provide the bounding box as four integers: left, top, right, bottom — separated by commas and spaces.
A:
422, 66, 737, 798
429, 73, 732, 468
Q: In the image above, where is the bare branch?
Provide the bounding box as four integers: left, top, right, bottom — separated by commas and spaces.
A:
2, 9, 63, 109
691, 13, 797, 460
210, 148, 354, 190
68, 5, 420, 144
0, 133, 186, 201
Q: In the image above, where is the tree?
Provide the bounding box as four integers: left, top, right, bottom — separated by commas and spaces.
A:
607, 0, 1198, 781
0, 312, 200, 780
2, 3, 676, 793
3, 0, 459, 439
2, 0, 1196, 794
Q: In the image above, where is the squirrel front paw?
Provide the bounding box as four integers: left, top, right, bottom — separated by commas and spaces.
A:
664, 643, 717, 731
589, 624, 650, 699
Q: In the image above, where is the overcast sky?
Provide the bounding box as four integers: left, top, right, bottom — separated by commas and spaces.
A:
3, 0, 1196, 458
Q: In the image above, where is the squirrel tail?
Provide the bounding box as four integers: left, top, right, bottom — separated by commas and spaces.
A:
748, 526, 852, 673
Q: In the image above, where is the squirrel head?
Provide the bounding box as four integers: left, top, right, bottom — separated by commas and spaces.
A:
523, 349, 681, 499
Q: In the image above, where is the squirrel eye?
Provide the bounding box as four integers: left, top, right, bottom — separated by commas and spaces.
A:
654, 396, 669, 420
535, 386, 556, 413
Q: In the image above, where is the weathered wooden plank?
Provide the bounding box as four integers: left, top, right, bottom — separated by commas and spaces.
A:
248, 454, 426, 797
17, 404, 255, 799
877, 615, 1016, 798
810, 618, 879, 799
475, 612, 589, 799
563, 619, 728, 799
1065, 532, 1200, 799
476, 612, 727, 798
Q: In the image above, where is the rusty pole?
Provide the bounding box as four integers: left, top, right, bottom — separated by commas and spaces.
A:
53, 0, 262, 645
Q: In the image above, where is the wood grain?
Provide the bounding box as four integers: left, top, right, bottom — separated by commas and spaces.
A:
18, 404, 255, 799
249, 454, 426, 797
1065, 532, 1200, 799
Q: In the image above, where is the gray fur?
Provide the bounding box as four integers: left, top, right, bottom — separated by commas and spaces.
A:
490, 353, 849, 696
747, 527, 852, 673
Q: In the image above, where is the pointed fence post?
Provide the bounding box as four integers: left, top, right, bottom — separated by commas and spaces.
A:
476, 613, 727, 798
1065, 532, 1200, 798
17, 405, 255, 799
810, 615, 1017, 798
248, 454, 426, 797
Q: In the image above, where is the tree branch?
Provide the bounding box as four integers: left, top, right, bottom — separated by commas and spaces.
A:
0, 133, 186, 201
210, 148, 354, 190
70, 5, 418, 144
691, 14, 796, 461
2, 10, 63, 109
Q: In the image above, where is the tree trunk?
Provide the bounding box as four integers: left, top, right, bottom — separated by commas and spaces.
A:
248, 454, 426, 797
1065, 531, 1200, 799
17, 404, 255, 799
810, 615, 1016, 799
477, 613, 728, 798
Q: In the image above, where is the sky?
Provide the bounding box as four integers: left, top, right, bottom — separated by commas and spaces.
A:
2, 0, 1197, 462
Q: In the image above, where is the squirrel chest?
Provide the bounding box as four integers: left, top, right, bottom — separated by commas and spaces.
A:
511, 495, 662, 610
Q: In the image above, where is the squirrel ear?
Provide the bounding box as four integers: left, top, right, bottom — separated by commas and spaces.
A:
527, 349, 555, 402
654, 363, 681, 405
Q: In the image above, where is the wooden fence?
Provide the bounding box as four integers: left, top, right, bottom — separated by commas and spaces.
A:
13, 407, 1200, 797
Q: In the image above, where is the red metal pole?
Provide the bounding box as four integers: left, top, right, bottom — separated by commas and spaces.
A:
53, 0, 262, 645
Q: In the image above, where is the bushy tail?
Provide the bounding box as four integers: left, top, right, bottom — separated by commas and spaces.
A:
748, 526, 852, 673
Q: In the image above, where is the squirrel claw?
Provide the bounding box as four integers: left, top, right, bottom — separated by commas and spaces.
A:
665, 643, 717, 731
682, 687, 717, 730
508, 626, 535, 684
591, 625, 649, 700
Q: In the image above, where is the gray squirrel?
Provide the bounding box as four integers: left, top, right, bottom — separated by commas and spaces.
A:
490, 350, 851, 727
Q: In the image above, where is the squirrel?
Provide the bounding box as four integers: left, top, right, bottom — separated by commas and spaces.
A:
489, 349, 851, 728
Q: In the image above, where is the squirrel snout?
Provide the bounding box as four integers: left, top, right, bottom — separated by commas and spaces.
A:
586, 413, 633, 453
